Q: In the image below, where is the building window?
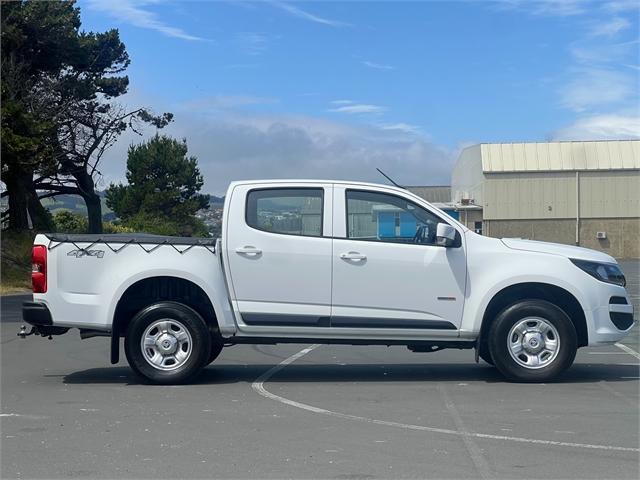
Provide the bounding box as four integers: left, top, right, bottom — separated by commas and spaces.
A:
246, 188, 323, 237
474, 221, 483, 235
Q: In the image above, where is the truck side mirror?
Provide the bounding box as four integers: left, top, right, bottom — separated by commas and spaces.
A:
436, 223, 456, 247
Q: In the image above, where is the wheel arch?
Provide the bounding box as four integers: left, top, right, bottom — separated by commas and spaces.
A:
110, 275, 220, 364
479, 282, 588, 349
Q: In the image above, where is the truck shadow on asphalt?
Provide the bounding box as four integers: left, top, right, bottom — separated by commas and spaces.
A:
61, 363, 640, 386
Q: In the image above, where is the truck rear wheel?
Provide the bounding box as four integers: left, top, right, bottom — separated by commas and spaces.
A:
124, 302, 211, 384
488, 300, 577, 382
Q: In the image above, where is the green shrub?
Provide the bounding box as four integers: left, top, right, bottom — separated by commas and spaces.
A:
53, 210, 87, 233
102, 221, 134, 234
1, 230, 34, 293
118, 212, 209, 237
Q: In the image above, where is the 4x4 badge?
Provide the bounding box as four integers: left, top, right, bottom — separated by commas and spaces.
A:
67, 249, 105, 258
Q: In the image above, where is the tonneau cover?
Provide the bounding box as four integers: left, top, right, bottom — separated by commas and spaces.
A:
45, 233, 217, 246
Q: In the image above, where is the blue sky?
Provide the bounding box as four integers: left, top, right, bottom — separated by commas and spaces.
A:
79, 0, 640, 194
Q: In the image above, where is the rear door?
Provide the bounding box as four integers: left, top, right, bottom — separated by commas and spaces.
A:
330, 185, 467, 332
225, 182, 333, 330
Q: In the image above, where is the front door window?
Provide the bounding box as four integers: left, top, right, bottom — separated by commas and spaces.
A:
346, 190, 443, 245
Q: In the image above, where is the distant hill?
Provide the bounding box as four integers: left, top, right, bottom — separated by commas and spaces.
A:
38, 191, 115, 220
208, 195, 225, 207
1, 191, 225, 220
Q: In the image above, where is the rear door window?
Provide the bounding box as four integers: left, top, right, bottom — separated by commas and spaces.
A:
246, 188, 324, 237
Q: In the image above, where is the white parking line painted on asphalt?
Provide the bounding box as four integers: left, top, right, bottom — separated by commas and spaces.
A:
0, 413, 46, 419
597, 381, 639, 408
615, 343, 640, 361
588, 352, 630, 355
437, 383, 492, 479
251, 346, 640, 453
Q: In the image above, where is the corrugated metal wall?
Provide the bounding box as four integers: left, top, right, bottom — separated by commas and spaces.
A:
483, 170, 640, 220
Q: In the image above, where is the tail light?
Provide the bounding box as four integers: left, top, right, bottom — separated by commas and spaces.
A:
32, 245, 47, 293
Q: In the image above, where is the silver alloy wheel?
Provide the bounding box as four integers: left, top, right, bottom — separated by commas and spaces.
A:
141, 319, 193, 371
507, 317, 560, 369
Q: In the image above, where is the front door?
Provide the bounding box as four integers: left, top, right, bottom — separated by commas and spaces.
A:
225, 183, 333, 329
331, 186, 466, 332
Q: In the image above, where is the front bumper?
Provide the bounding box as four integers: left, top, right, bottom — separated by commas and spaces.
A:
588, 293, 635, 345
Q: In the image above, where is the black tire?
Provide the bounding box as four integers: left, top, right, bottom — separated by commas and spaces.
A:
478, 342, 494, 365
207, 339, 224, 365
124, 302, 211, 384
488, 300, 577, 382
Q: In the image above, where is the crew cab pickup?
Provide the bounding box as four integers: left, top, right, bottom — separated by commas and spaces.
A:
22, 180, 634, 383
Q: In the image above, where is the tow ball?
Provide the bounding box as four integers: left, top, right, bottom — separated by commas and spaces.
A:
17, 325, 54, 340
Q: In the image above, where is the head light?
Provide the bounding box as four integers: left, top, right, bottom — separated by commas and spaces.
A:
570, 259, 626, 287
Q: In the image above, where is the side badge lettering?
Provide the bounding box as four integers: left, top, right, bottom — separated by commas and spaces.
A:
67, 249, 105, 259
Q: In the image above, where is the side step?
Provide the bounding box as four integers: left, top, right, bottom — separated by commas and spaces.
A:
227, 336, 476, 351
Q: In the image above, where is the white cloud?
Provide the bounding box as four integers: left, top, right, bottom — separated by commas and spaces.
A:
363, 61, 395, 70
569, 38, 638, 64
493, 0, 588, 16
330, 100, 355, 105
380, 123, 422, 135
270, 1, 351, 27
86, 0, 204, 41
602, 0, 640, 13
553, 113, 640, 140
560, 68, 634, 111
329, 104, 387, 114
589, 17, 631, 36
97, 93, 452, 195
496, 0, 639, 16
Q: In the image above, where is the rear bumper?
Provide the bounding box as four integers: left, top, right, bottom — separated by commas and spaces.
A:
21, 302, 68, 337
22, 302, 53, 327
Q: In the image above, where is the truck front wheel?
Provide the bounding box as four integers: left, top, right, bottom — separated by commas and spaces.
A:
488, 300, 577, 382
124, 302, 212, 384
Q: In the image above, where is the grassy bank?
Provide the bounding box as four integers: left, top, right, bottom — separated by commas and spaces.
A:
1, 231, 33, 294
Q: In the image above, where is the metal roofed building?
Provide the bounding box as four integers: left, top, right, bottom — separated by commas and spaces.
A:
406, 186, 459, 220
451, 140, 640, 258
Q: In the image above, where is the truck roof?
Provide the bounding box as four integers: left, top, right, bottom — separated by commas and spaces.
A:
227, 179, 410, 194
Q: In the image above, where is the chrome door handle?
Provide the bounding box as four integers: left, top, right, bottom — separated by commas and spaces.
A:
340, 252, 366, 261
235, 246, 262, 255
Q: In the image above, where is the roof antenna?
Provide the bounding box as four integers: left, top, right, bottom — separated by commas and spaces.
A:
376, 168, 405, 189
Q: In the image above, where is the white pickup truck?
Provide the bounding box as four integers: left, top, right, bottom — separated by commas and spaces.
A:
22, 180, 634, 384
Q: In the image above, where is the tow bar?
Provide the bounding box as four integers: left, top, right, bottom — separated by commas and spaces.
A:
17, 324, 69, 339
17, 325, 52, 339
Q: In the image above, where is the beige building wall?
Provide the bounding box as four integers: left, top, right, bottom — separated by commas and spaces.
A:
457, 209, 483, 230
485, 218, 640, 258
483, 170, 640, 220
452, 141, 640, 258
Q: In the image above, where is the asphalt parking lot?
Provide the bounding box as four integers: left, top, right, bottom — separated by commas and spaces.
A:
2, 260, 639, 479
